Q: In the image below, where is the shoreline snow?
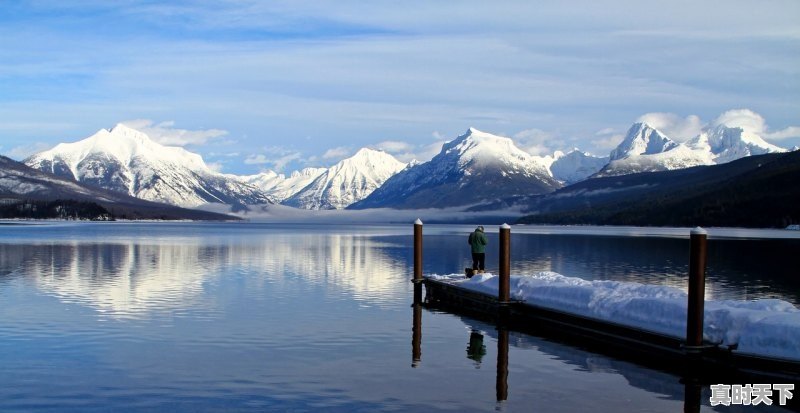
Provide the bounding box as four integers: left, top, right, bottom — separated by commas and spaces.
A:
427, 271, 800, 361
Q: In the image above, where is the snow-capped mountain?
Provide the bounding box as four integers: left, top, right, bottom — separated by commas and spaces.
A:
549, 149, 609, 184
283, 148, 406, 210
609, 122, 679, 161
686, 124, 786, 164
24, 124, 272, 208
595, 122, 787, 178
595, 123, 707, 177
237, 167, 326, 203
1, 155, 234, 220
350, 128, 561, 209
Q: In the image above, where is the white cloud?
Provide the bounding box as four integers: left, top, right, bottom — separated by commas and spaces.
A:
206, 161, 224, 172
764, 126, 800, 141
374, 140, 414, 154
712, 109, 800, 141
120, 119, 228, 146
322, 146, 351, 160
7, 142, 53, 160
636, 112, 703, 141
591, 128, 624, 153
514, 128, 560, 156
244, 154, 270, 165
711, 109, 766, 134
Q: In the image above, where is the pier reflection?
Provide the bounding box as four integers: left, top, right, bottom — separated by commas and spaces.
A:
412, 299, 713, 410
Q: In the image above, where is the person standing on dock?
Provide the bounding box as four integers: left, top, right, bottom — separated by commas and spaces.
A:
468, 226, 488, 274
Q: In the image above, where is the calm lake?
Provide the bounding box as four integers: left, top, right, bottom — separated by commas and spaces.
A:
0, 221, 797, 412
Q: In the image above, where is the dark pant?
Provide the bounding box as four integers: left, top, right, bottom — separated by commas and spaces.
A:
471, 253, 485, 271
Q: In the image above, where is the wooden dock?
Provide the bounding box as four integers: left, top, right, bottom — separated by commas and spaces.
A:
421, 277, 800, 385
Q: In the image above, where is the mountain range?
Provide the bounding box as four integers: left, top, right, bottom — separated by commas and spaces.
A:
10, 120, 792, 220
595, 122, 785, 177
517, 150, 800, 228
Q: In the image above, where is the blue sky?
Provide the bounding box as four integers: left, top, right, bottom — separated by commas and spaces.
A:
1, 0, 798, 174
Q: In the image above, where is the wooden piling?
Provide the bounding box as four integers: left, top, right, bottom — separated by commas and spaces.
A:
499, 223, 511, 303
413, 219, 423, 283
686, 227, 707, 349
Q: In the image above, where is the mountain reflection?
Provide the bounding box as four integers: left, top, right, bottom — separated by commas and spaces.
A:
0, 233, 407, 318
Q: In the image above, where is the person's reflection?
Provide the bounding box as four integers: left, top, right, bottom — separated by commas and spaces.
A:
466, 330, 487, 367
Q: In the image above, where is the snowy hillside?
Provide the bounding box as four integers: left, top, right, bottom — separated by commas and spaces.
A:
24, 124, 272, 208
351, 128, 561, 209
283, 148, 406, 210
237, 167, 326, 203
549, 149, 608, 184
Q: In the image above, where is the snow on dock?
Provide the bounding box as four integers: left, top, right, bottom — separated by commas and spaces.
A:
426, 271, 800, 361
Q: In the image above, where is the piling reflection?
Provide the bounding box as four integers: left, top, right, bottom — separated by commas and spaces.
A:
412, 284, 423, 368
496, 327, 509, 402
683, 378, 702, 413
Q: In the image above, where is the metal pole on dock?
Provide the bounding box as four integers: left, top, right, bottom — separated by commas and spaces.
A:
413, 219, 423, 284
499, 223, 511, 303
686, 227, 707, 349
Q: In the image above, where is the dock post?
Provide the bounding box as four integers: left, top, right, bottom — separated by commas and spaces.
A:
499, 223, 511, 303
686, 227, 707, 350
413, 219, 423, 284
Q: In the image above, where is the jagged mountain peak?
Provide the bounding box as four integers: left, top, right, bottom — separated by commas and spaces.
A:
609, 122, 679, 161
439, 128, 551, 173
350, 129, 562, 210
687, 124, 786, 164
282, 148, 406, 210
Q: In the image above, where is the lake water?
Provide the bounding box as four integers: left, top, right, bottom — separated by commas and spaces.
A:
0, 222, 797, 412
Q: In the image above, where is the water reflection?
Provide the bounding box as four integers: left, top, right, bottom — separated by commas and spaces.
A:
466, 331, 486, 367
409, 304, 717, 411
0, 232, 409, 318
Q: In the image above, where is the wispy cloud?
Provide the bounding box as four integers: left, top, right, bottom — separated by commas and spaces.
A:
120, 119, 227, 146
1, 1, 798, 173
636, 113, 703, 142
322, 146, 351, 160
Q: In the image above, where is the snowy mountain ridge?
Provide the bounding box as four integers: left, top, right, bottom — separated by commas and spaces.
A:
283, 148, 406, 210
594, 122, 787, 177
25, 124, 273, 208
350, 128, 562, 209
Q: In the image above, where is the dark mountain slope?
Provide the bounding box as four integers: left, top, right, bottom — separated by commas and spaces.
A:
518, 150, 800, 228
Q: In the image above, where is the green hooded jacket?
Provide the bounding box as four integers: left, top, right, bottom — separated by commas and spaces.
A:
468, 228, 488, 253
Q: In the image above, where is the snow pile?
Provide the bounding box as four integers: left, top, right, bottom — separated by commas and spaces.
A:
427, 271, 800, 361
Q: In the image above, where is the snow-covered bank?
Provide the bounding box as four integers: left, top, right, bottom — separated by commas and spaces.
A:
427, 272, 800, 361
